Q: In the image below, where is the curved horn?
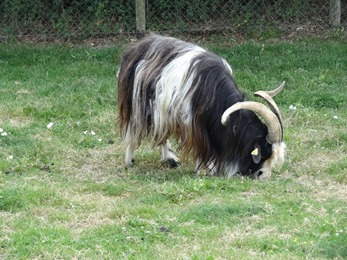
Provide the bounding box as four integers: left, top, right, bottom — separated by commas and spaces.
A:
254, 81, 285, 139
254, 81, 285, 121
221, 101, 282, 144
258, 81, 285, 98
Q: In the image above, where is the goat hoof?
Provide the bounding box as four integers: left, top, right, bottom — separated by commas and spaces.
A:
167, 158, 180, 168
126, 159, 135, 168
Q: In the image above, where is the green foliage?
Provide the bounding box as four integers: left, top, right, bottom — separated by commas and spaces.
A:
0, 187, 24, 212
326, 158, 347, 183
0, 0, 335, 38
10, 224, 72, 257
1, 0, 136, 36
147, 0, 319, 31
180, 203, 265, 225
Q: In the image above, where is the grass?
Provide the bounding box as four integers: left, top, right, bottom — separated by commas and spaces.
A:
0, 38, 346, 259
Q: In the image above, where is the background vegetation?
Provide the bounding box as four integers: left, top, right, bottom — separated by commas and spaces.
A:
0, 37, 346, 259
1, 0, 346, 40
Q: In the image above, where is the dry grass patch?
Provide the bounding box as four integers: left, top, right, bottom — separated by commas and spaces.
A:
60, 193, 126, 235
297, 174, 347, 202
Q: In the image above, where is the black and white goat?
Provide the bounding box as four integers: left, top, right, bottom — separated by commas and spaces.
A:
117, 34, 286, 178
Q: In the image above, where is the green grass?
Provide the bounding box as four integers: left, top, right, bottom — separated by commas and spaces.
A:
0, 38, 346, 259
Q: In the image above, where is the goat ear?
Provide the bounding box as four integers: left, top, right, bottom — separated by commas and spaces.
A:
251, 144, 262, 164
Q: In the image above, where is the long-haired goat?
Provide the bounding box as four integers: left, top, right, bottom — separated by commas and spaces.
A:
118, 34, 286, 178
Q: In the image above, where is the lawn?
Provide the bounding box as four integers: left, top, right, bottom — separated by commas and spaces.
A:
0, 37, 346, 259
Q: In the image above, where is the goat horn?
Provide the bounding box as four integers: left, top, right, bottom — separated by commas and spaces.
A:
221, 101, 282, 144
257, 81, 285, 98
254, 81, 285, 140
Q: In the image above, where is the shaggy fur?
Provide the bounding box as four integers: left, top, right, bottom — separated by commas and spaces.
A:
118, 34, 285, 178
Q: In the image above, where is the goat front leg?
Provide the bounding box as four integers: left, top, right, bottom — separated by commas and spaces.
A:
124, 126, 136, 167
125, 143, 135, 167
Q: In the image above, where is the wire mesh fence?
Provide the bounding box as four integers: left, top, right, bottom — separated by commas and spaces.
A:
0, 0, 346, 42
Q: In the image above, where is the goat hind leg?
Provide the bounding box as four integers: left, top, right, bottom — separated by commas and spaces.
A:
160, 140, 180, 168
195, 158, 217, 176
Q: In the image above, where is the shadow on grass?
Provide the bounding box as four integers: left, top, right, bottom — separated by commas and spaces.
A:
125, 164, 197, 183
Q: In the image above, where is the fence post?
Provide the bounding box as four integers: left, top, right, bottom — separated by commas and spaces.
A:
136, 0, 146, 37
330, 0, 341, 26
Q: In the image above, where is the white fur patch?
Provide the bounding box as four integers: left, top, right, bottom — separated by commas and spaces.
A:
225, 163, 240, 178
222, 58, 233, 76
152, 47, 206, 140
271, 142, 286, 167
160, 141, 179, 163
256, 141, 286, 179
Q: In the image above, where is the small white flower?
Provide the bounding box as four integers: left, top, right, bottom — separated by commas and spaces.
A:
1, 132, 8, 136
91, 131, 96, 136
98, 138, 102, 142
76, 121, 81, 126
83, 131, 88, 135
333, 116, 338, 119
289, 105, 297, 111
8, 155, 13, 160
47, 122, 54, 129
0, 128, 3, 133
